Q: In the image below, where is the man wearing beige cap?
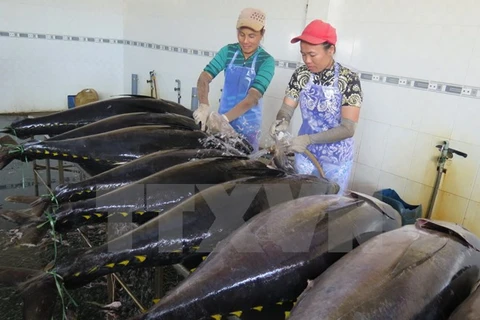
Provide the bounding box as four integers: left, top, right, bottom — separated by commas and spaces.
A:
193, 7, 275, 152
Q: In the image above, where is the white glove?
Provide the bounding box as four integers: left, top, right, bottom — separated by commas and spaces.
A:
193, 103, 210, 130
205, 112, 238, 138
270, 119, 290, 139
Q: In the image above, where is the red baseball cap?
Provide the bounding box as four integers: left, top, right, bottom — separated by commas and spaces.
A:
291, 20, 337, 45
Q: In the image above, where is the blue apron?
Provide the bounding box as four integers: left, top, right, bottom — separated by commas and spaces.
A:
218, 49, 263, 152
295, 62, 354, 194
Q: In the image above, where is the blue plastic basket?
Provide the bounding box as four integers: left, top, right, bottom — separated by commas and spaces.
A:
67, 95, 76, 109
372, 188, 422, 226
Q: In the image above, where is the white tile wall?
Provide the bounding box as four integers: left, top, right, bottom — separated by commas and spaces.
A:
381, 126, 417, 178
464, 201, 480, 235
357, 120, 389, 168
430, 190, 469, 225
0, 0, 124, 113
407, 133, 444, 188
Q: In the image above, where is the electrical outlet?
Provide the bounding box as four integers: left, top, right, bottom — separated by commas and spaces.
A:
372, 75, 380, 81
428, 83, 437, 90
462, 87, 472, 95
399, 79, 407, 85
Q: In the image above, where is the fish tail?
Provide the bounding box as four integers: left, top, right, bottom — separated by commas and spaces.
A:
30, 197, 51, 217
0, 205, 49, 245
0, 135, 18, 169
0, 206, 43, 225
16, 268, 59, 320
4, 195, 42, 204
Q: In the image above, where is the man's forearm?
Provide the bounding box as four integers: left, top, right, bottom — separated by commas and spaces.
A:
223, 88, 262, 121
197, 71, 213, 105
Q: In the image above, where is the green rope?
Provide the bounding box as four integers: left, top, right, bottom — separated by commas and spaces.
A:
3, 144, 27, 188
44, 205, 78, 319
5, 126, 17, 137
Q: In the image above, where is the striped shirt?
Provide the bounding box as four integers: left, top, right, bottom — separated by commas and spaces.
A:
203, 43, 275, 95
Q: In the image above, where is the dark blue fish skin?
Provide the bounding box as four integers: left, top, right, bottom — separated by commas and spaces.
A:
45, 112, 199, 141
2, 97, 193, 139
0, 126, 243, 175
27, 149, 235, 216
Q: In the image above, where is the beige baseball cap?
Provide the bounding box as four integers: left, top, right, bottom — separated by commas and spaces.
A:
236, 8, 266, 31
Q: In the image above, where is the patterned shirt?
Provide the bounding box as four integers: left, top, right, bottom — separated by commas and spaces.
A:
204, 43, 275, 95
285, 62, 363, 107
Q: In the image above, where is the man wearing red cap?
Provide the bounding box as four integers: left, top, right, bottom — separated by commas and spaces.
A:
193, 8, 275, 152
270, 19, 363, 194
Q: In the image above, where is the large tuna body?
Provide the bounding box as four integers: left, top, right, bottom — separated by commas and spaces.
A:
287, 218, 480, 320
133, 191, 402, 320
0, 126, 246, 175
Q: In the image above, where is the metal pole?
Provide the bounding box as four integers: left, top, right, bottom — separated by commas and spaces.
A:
131, 74, 138, 95
426, 141, 449, 219
32, 160, 39, 196
191, 87, 198, 111
174, 79, 181, 104
45, 159, 51, 190
58, 160, 64, 184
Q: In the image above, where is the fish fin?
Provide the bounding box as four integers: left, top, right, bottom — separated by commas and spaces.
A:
348, 190, 400, 221
416, 218, 480, 252
4, 195, 42, 204
0, 134, 18, 146
0, 135, 18, 169
0, 266, 44, 287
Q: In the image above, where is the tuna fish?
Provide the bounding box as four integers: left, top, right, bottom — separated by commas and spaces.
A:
9, 157, 286, 244
131, 191, 402, 320
0, 96, 193, 139
45, 112, 199, 141
287, 218, 480, 320
5, 149, 234, 218
18, 174, 338, 295
0, 126, 247, 175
